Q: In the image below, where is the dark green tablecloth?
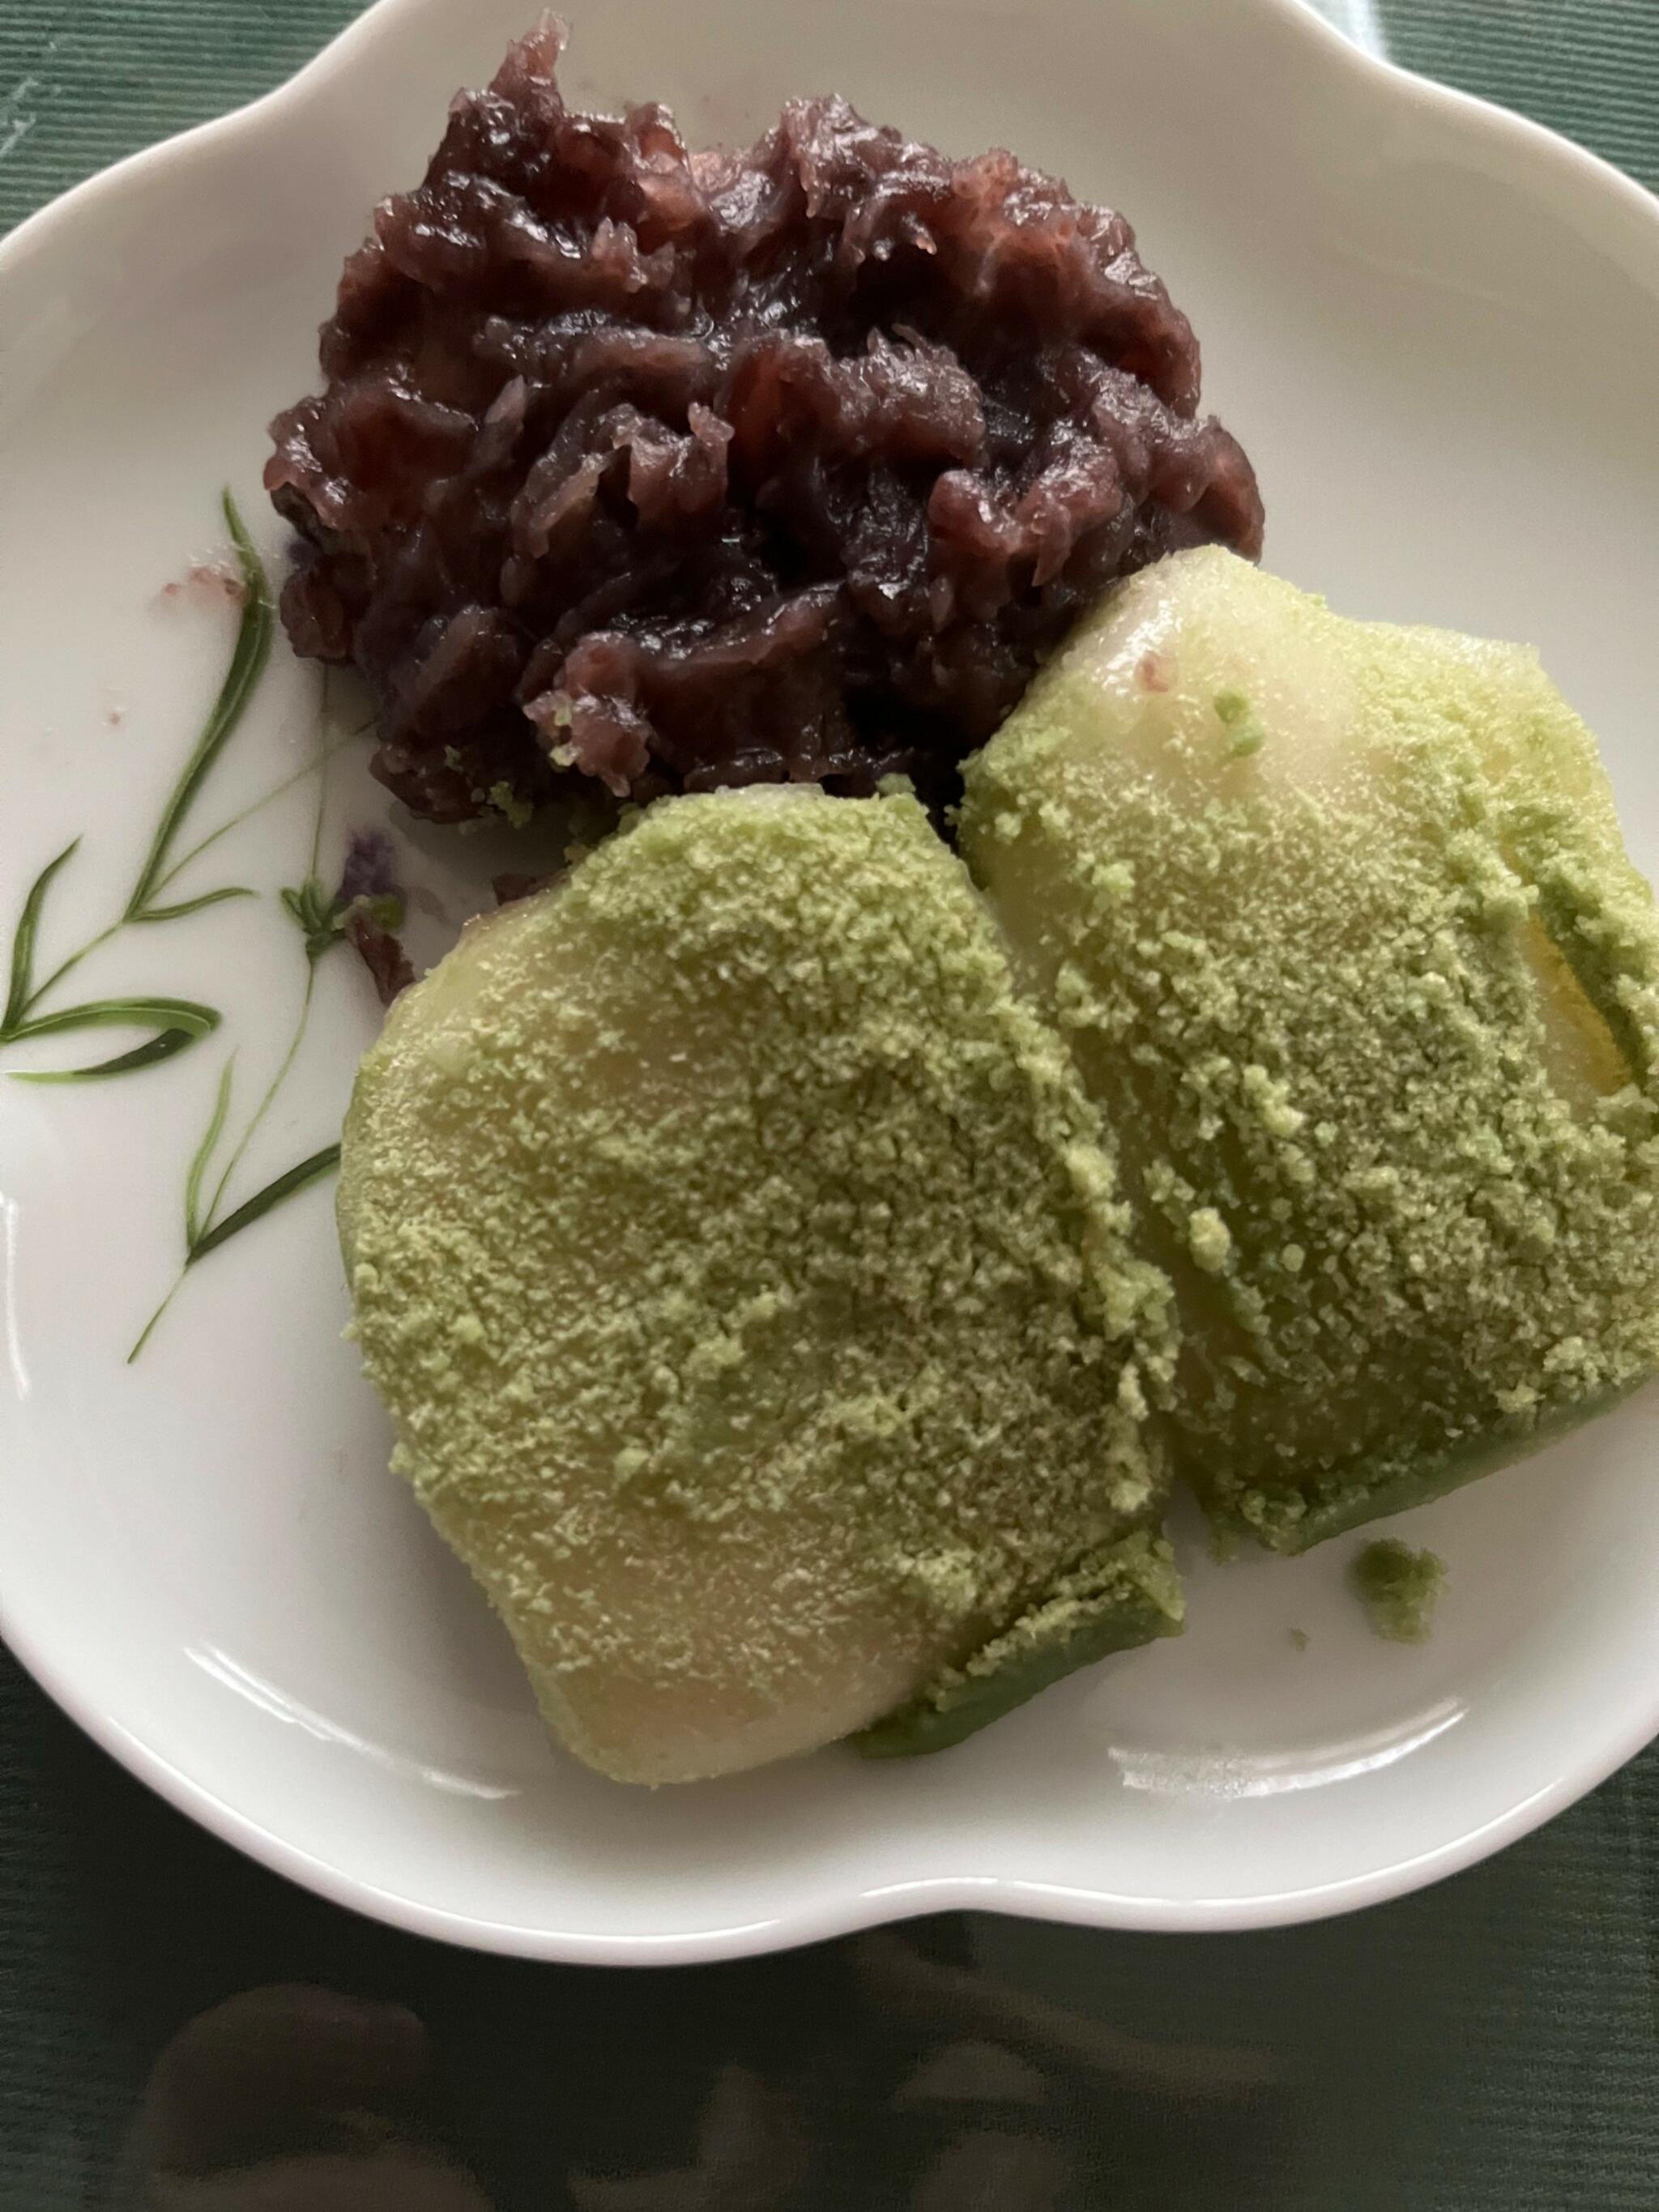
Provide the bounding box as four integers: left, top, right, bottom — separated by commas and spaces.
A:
2, 6, 1658, 2207
2, 0, 1657, 235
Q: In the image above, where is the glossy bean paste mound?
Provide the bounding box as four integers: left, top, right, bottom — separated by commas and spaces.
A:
267, 19, 1263, 821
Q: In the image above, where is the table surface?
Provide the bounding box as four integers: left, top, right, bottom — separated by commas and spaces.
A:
3, 4, 1658, 2206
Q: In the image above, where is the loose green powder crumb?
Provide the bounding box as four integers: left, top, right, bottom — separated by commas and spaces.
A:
1350, 1540, 1446, 1643
486, 780, 535, 828
1213, 684, 1266, 757
1213, 686, 1252, 725
1187, 1206, 1232, 1274
1288, 1628, 1310, 1653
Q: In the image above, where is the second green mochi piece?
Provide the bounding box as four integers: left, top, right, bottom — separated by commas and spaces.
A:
961, 545, 1659, 1554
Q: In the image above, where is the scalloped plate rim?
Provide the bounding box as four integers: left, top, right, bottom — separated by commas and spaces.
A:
1, 0, 1657, 1964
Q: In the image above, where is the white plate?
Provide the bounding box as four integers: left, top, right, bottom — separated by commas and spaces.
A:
2, 0, 1657, 1964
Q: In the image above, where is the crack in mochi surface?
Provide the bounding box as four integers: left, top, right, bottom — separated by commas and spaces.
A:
960, 546, 1659, 1552
339, 788, 1179, 1782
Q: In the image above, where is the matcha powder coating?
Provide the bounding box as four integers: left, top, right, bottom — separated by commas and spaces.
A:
961, 548, 1659, 1553
339, 789, 1179, 1784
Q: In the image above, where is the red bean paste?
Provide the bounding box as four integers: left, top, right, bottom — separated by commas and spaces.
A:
267, 19, 1264, 822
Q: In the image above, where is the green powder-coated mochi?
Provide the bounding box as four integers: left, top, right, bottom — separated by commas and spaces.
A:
961, 547, 1659, 1554
339, 788, 1179, 1783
